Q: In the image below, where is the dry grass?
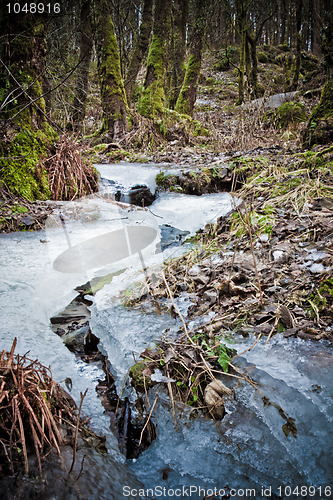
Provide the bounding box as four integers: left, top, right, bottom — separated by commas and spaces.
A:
0, 338, 81, 477
38, 135, 98, 201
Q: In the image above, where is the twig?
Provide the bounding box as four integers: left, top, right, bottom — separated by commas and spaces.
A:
138, 395, 158, 447
265, 316, 279, 344
244, 202, 263, 304
69, 388, 88, 474
162, 272, 194, 344
233, 332, 263, 358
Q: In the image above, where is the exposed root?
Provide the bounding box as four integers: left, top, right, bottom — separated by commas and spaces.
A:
119, 112, 166, 150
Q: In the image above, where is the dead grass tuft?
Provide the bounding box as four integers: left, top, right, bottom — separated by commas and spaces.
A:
38, 135, 98, 201
0, 338, 82, 477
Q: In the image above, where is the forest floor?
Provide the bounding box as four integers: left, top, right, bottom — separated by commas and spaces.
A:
0, 48, 332, 473
117, 50, 333, 418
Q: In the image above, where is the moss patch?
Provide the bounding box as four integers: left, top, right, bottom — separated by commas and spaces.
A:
129, 361, 155, 393
308, 276, 333, 320
273, 101, 307, 129
138, 35, 167, 118
0, 127, 56, 201
156, 165, 232, 195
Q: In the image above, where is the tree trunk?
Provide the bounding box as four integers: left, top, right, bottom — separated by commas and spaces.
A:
290, 0, 303, 90
168, 0, 189, 109
0, 8, 55, 200
280, 0, 286, 44
303, 0, 333, 146
71, 0, 93, 130
93, 0, 128, 141
312, 0, 322, 55
235, 0, 247, 105
125, 0, 154, 104
247, 33, 260, 98
175, 0, 205, 116
138, 0, 172, 117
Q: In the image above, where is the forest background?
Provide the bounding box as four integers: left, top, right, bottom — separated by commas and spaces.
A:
0, 0, 332, 210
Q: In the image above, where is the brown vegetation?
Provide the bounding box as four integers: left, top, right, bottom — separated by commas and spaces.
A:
0, 338, 84, 477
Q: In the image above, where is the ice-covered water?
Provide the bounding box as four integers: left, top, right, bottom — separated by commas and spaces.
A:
127, 337, 333, 498
98, 162, 162, 194
1, 162, 332, 499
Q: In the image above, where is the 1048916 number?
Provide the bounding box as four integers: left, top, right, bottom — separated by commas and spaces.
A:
6, 3, 61, 14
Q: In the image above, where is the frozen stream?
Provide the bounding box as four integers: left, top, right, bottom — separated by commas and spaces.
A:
0, 162, 332, 499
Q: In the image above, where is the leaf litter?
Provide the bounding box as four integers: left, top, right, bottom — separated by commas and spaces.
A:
124, 148, 332, 439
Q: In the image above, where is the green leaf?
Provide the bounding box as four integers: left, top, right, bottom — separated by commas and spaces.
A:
215, 343, 231, 373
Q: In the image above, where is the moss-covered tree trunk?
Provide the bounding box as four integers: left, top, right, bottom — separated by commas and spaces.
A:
168, 0, 189, 109
290, 0, 303, 91
125, 0, 154, 104
247, 33, 259, 98
174, 0, 205, 116
138, 0, 172, 117
71, 0, 93, 130
311, 0, 322, 55
235, 0, 247, 105
0, 7, 55, 200
94, 0, 128, 141
303, 0, 333, 147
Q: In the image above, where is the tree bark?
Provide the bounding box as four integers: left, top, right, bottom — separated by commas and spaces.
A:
247, 33, 259, 97
94, 0, 128, 141
168, 0, 189, 109
0, 8, 55, 199
125, 0, 154, 104
303, 0, 333, 146
312, 0, 322, 55
139, 0, 172, 117
175, 0, 205, 116
290, 0, 303, 90
235, 0, 247, 105
71, 0, 93, 130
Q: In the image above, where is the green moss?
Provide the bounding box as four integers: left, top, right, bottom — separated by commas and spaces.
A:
129, 361, 154, 393
214, 46, 240, 71
192, 120, 209, 137
95, 1, 128, 136
156, 171, 167, 186
308, 277, 333, 319
175, 54, 201, 116
258, 52, 269, 63
278, 44, 290, 52
156, 165, 231, 194
0, 127, 55, 201
138, 35, 167, 117
304, 78, 333, 146
273, 101, 307, 129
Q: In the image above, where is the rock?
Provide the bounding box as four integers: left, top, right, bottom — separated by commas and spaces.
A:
128, 185, 155, 206
20, 215, 35, 226
160, 224, 190, 250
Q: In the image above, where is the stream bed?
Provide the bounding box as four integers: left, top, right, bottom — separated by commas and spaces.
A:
0, 162, 332, 499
